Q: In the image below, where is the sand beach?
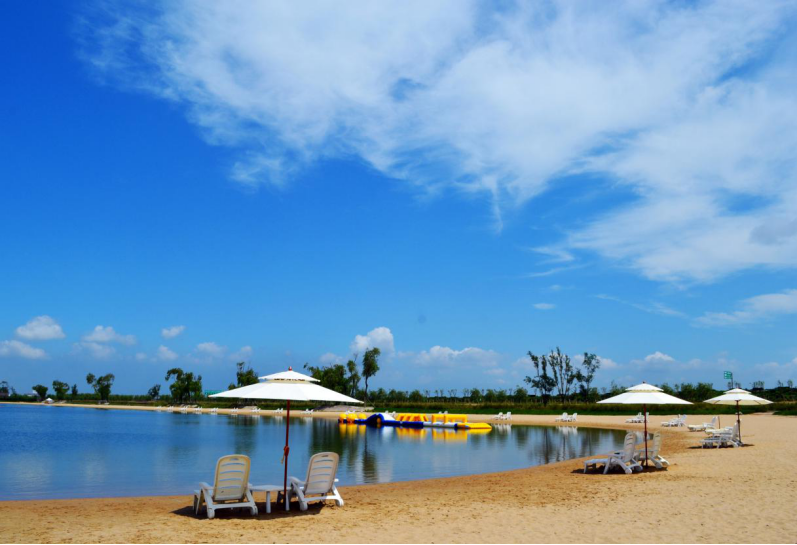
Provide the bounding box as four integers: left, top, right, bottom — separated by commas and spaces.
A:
0, 409, 794, 543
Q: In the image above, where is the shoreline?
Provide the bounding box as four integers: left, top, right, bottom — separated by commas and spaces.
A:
1, 406, 794, 542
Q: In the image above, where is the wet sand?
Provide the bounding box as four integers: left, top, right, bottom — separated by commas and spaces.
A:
0, 408, 794, 543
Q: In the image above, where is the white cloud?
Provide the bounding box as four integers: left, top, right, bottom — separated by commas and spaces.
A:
643, 351, 675, 364
229, 346, 253, 361
157, 345, 178, 361
696, 289, 797, 327
0, 340, 48, 360
135, 352, 148, 361
15, 316, 66, 341
350, 327, 395, 355
80, 1, 797, 283
195, 342, 227, 358
82, 325, 136, 345
410, 346, 501, 369
74, 341, 116, 360
319, 352, 344, 365
161, 325, 186, 339
533, 303, 555, 310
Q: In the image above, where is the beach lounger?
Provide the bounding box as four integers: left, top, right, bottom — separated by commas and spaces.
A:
555, 412, 568, 422
584, 432, 642, 474
288, 452, 344, 511
566, 412, 577, 422
493, 412, 504, 420
700, 423, 741, 448
193, 454, 257, 519
504, 412, 512, 421
626, 412, 642, 423
688, 416, 718, 432
634, 431, 669, 469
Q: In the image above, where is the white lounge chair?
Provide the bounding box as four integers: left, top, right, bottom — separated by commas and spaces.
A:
555, 412, 568, 422
193, 454, 258, 519
634, 431, 669, 469
688, 416, 718, 432
504, 412, 512, 421
701, 422, 741, 448
288, 452, 344, 511
626, 412, 642, 423
493, 412, 504, 420
584, 432, 643, 474
662, 415, 685, 427
567, 412, 578, 422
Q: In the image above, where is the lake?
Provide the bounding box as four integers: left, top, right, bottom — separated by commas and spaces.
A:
0, 404, 634, 500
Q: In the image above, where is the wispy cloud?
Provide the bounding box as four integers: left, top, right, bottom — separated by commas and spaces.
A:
695, 289, 797, 327
79, 1, 797, 283
594, 294, 686, 318
533, 303, 555, 310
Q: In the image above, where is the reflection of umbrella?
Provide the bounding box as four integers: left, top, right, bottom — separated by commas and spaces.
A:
211, 367, 362, 509
704, 388, 772, 444
598, 383, 691, 467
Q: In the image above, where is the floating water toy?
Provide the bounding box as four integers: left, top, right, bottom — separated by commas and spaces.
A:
338, 412, 491, 431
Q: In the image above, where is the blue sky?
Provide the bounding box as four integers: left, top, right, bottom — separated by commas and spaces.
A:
2, 1, 797, 395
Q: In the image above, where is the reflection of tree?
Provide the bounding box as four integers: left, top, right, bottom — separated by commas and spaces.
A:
522, 426, 629, 466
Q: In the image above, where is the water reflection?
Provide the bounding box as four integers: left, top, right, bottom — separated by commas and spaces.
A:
0, 405, 633, 500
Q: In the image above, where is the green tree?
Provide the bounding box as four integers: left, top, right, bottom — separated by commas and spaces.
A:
86, 373, 115, 401
468, 388, 483, 403
235, 362, 259, 387
576, 353, 600, 400
32, 384, 48, 400
52, 380, 69, 400
362, 347, 381, 402
547, 347, 578, 402
165, 368, 203, 403
0, 380, 9, 397
304, 362, 349, 394
148, 384, 161, 400
71, 384, 78, 399
524, 351, 556, 404
409, 389, 423, 403
346, 359, 361, 398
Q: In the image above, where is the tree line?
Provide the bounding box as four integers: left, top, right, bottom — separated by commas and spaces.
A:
3, 344, 797, 406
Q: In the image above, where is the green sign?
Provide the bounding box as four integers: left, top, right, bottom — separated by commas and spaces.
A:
723, 371, 733, 380
204, 390, 222, 396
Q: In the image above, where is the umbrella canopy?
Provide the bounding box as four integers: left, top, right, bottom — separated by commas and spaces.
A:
211, 367, 362, 509
210, 378, 360, 404
598, 382, 691, 467
704, 388, 772, 444
599, 383, 693, 406
704, 388, 772, 406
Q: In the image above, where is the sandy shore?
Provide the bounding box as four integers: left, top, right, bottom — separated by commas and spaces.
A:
0, 410, 795, 543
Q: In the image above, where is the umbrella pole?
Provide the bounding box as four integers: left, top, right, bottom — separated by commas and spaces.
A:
737, 400, 742, 445
643, 403, 648, 468
283, 399, 291, 510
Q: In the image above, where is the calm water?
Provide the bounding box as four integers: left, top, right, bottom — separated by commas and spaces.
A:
0, 405, 633, 500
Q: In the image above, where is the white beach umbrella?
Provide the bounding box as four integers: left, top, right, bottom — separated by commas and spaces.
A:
704, 388, 772, 444
211, 367, 362, 509
598, 382, 691, 467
